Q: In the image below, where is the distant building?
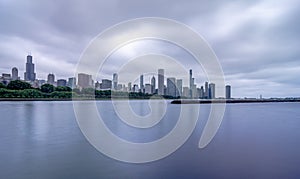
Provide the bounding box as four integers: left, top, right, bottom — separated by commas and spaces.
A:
158, 69, 164, 95
117, 84, 122, 91
189, 69, 193, 97
68, 77, 76, 89
57, 79, 67, 87
1, 73, 11, 85
209, 83, 216, 99
145, 84, 152, 94
140, 74, 144, 93
47, 73, 55, 85
226, 85, 231, 99
101, 79, 112, 90
95, 81, 101, 90
191, 84, 197, 99
128, 82, 132, 92
78, 73, 93, 88
38, 80, 46, 87
133, 84, 139, 92
113, 73, 118, 90
199, 86, 204, 99
24, 55, 36, 82
204, 82, 209, 99
151, 76, 156, 94
183, 87, 190, 98
176, 79, 183, 97
11, 67, 19, 80
167, 77, 176, 97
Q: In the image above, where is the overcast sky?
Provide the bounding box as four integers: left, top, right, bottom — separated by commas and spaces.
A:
0, 0, 300, 98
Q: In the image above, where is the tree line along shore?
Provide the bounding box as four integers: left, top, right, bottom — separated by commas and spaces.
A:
0, 80, 180, 100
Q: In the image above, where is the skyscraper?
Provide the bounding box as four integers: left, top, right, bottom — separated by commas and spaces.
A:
189, 69, 193, 89
128, 82, 132, 92
158, 69, 164, 95
189, 69, 193, 98
199, 86, 204, 99
205, 82, 209, 99
176, 79, 183, 97
226, 85, 231, 99
167, 77, 176, 97
78, 73, 92, 88
11, 67, 19, 80
101, 79, 112, 89
140, 74, 144, 93
113, 73, 118, 90
24, 55, 36, 82
57, 79, 67, 87
151, 76, 156, 94
209, 83, 216, 99
145, 84, 151, 94
68, 77, 76, 89
47, 73, 55, 85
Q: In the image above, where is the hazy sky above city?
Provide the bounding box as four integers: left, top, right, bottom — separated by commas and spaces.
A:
0, 0, 300, 97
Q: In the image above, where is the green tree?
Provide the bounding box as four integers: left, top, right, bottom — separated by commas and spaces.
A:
55, 86, 72, 92
41, 84, 55, 93
50, 91, 73, 98
19, 89, 43, 98
0, 83, 6, 89
7, 80, 31, 90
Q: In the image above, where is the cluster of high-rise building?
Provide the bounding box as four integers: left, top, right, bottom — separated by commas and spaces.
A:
0, 55, 232, 99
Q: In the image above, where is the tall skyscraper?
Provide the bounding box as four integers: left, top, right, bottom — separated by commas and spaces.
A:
205, 82, 209, 99
189, 69, 193, 90
47, 73, 55, 85
113, 73, 118, 90
167, 77, 176, 97
11, 67, 19, 80
226, 85, 231, 99
199, 86, 204, 99
151, 76, 156, 94
209, 83, 216, 99
158, 69, 164, 95
176, 79, 183, 97
24, 55, 36, 81
128, 82, 132, 92
140, 74, 144, 93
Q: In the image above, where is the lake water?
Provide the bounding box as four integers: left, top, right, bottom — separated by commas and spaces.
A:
0, 101, 300, 178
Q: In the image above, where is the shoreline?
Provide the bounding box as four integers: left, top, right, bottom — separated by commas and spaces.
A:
171, 99, 300, 104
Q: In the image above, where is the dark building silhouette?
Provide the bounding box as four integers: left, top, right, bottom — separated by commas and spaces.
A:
208, 83, 215, 99
57, 79, 67, 87
24, 55, 36, 81
226, 85, 231, 99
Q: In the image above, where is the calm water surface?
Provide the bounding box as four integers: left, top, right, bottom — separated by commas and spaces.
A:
0, 101, 300, 178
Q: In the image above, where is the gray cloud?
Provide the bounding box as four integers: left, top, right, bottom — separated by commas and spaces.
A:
0, 0, 299, 98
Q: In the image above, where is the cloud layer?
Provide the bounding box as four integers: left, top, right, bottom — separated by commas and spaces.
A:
0, 0, 299, 97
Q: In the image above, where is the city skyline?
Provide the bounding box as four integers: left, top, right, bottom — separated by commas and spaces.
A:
0, 54, 230, 99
